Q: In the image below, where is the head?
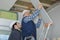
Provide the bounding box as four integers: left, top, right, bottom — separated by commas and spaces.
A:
12, 22, 21, 30
23, 10, 31, 17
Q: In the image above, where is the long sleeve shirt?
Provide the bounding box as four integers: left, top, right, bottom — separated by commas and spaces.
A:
23, 9, 42, 28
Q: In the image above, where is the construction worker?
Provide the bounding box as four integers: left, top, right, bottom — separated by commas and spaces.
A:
8, 21, 22, 40
21, 3, 43, 40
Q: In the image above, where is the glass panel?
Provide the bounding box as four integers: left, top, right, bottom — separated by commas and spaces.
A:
0, 34, 9, 40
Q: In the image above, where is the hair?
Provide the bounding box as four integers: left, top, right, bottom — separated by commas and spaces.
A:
23, 10, 32, 16
12, 22, 17, 30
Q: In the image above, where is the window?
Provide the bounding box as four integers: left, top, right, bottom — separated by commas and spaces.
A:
0, 10, 17, 20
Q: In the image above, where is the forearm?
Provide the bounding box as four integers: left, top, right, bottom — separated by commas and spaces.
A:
36, 19, 42, 28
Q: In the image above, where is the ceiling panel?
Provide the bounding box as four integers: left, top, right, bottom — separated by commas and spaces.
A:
0, 0, 17, 11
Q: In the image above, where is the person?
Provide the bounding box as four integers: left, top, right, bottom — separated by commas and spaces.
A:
8, 21, 22, 40
21, 3, 43, 40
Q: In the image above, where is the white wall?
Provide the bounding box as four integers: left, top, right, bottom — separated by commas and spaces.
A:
47, 3, 60, 40
0, 18, 17, 31
0, 0, 17, 11
17, 12, 23, 24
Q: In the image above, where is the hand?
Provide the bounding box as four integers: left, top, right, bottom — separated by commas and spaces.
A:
44, 38, 47, 40
44, 22, 52, 28
38, 3, 43, 9
44, 23, 49, 28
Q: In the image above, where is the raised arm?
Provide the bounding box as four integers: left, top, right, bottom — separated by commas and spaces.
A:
23, 4, 43, 23
35, 14, 42, 28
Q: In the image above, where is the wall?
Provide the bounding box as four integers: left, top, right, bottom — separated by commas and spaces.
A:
47, 3, 60, 40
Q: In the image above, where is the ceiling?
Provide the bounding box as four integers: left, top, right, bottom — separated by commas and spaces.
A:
10, 0, 60, 12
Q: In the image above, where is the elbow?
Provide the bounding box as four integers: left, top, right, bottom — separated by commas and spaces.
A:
36, 25, 40, 28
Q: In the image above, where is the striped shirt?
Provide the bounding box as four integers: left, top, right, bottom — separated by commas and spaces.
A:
23, 9, 42, 28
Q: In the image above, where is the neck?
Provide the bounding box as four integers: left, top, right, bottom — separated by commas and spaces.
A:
15, 27, 21, 31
